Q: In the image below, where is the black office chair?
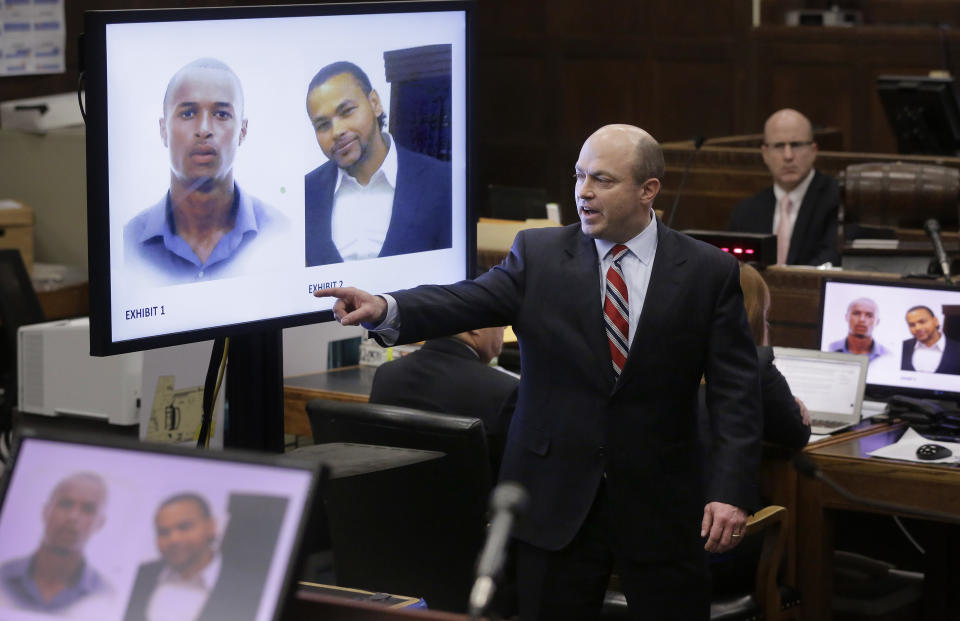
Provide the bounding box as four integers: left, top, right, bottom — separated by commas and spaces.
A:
306, 398, 494, 613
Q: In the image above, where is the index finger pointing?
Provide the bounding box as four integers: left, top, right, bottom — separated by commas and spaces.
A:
313, 287, 349, 299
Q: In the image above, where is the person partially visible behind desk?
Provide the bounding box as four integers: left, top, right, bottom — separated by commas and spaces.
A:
368, 328, 518, 478
728, 109, 840, 267
738, 263, 811, 450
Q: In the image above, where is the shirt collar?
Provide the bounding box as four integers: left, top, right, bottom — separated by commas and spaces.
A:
157, 552, 222, 589
915, 335, 944, 352
593, 209, 658, 265
1, 555, 104, 602
138, 183, 257, 244
334, 132, 397, 193
772, 168, 816, 211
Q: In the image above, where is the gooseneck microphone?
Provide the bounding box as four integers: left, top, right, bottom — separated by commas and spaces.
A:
924, 218, 953, 285
666, 135, 707, 228
792, 453, 960, 524
468, 482, 529, 619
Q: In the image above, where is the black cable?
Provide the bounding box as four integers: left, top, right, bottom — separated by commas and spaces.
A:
77, 71, 86, 125
197, 337, 227, 448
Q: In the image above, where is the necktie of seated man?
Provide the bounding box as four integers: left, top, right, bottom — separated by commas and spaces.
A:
776, 194, 792, 265
604, 244, 630, 377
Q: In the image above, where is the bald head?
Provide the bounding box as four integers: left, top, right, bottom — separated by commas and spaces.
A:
761, 108, 818, 191
587, 124, 665, 185
42, 472, 108, 556
575, 124, 662, 242
764, 109, 813, 142
163, 58, 244, 119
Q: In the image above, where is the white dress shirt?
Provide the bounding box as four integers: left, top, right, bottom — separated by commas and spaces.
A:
770, 168, 816, 240
912, 336, 945, 373
593, 212, 658, 347
331, 133, 398, 261
145, 554, 222, 621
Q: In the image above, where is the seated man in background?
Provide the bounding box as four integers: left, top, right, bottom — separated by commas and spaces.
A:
728, 108, 840, 266
369, 327, 518, 478
829, 297, 891, 364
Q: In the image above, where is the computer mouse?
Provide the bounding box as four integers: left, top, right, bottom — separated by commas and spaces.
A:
916, 443, 953, 460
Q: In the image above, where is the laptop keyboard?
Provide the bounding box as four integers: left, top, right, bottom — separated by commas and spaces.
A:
811, 418, 846, 430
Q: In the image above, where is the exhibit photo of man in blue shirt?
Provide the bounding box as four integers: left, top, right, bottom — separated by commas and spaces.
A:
0, 472, 113, 615
124, 58, 289, 285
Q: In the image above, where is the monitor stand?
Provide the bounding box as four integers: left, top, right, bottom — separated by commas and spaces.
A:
224, 329, 285, 452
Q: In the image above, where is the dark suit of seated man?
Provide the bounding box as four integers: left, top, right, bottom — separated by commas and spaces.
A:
303, 61, 451, 267
901, 305, 960, 374
728, 108, 840, 267
369, 327, 518, 478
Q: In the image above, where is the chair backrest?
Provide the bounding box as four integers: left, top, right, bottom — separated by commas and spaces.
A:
839, 162, 960, 231
306, 398, 493, 613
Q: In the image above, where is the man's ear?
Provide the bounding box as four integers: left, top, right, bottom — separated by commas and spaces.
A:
239, 118, 248, 145
640, 178, 661, 203
159, 117, 168, 148
368, 89, 383, 119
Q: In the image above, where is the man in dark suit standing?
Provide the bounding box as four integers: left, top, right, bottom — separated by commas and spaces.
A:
303, 61, 451, 266
369, 327, 518, 478
901, 305, 960, 374
316, 124, 761, 620
728, 108, 840, 266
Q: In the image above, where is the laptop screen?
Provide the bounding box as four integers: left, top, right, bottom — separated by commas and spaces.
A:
0, 434, 317, 621
772, 348, 868, 419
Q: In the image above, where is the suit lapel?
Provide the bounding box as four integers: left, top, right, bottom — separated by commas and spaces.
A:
563, 230, 612, 389
381, 146, 419, 257
617, 222, 686, 390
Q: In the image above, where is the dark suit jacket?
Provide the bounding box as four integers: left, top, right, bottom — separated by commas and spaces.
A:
901, 336, 960, 374
382, 220, 762, 563
757, 346, 810, 450
304, 145, 452, 266
728, 170, 840, 266
122, 557, 261, 621
369, 336, 519, 478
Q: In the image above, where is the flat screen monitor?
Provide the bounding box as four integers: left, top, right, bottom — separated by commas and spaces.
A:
876, 74, 960, 156
0, 429, 319, 621
84, 1, 473, 356
818, 277, 960, 400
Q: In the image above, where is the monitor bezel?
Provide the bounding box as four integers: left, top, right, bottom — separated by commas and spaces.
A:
817, 276, 960, 401
84, 1, 476, 356
0, 426, 322, 621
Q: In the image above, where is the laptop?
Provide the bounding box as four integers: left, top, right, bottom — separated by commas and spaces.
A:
772, 347, 869, 435
0, 429, 320, 621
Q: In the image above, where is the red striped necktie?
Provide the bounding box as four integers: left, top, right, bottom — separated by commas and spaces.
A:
604, 244, 630, 378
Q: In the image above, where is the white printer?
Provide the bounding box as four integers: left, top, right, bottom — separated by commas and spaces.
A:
18, 317, 141, 425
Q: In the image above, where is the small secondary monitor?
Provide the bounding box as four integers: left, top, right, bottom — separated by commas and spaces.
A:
0, 430, 319, 621
819, 277, 960, 400
877, 74, 960, 156
84, 2, 473, 355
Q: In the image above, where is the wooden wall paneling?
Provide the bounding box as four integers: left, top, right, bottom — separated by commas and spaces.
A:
544, 0, 641, 36
652, 58, 740, 143
646, 0, 752, 36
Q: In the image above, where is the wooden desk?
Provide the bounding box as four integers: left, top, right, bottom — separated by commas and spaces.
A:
284, 366, 377, 437
797, 424, 960, 620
